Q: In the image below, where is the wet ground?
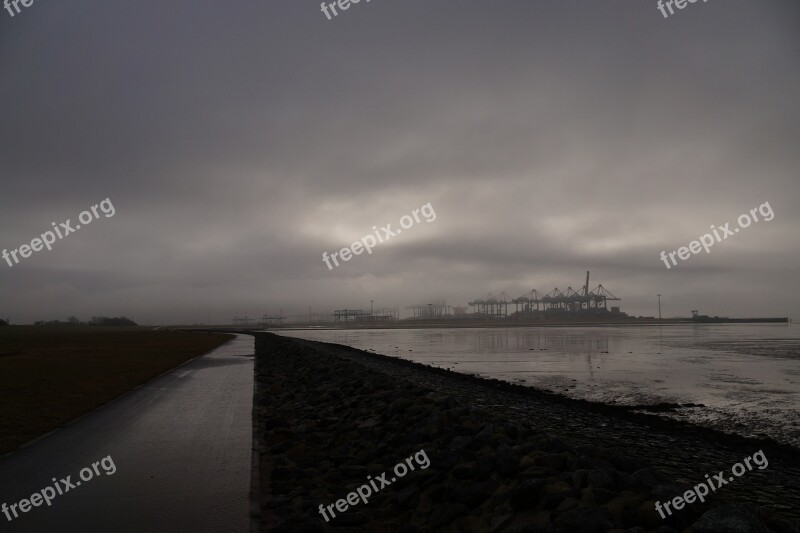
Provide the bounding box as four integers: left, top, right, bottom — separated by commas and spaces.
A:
0, 335, 254, 533
300, 336, 800, 527
280, 324, 800, 447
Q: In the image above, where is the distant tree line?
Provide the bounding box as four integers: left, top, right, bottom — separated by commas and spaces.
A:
0, 318, 7, 326
33, 316, 138, 327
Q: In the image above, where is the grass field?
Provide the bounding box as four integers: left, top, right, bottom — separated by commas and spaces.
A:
0, 327, 234, 455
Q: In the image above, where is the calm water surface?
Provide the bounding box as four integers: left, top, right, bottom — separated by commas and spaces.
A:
280, 324, 800, 447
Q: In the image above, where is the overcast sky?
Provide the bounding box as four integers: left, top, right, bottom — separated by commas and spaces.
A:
1, 0, 798, 324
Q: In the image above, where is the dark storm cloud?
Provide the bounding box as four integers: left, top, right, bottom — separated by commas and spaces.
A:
0, 0, 798, 323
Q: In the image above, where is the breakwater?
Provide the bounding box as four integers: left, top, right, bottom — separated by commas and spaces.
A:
253, 332, 799, 532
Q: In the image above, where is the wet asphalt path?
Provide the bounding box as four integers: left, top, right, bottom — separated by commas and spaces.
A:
0, 335, 254, 533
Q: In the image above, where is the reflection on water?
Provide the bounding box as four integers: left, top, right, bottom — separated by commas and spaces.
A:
280, 324, 800, 447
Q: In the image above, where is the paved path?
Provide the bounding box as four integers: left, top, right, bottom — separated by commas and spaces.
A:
0, 335, 254, 533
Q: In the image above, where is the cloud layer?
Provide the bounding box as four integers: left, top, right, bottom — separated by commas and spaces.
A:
1, 0, 798, 323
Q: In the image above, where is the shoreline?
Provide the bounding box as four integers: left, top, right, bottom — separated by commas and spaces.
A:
253, 332, 800, 531
210, 319, 794, 333
275, 326, 800, 449
308, 338, 800, 457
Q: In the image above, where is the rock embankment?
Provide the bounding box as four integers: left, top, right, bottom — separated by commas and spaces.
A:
254, 332, 797, 532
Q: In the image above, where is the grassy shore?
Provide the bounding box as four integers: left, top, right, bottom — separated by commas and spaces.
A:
0, 326, 233, 455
